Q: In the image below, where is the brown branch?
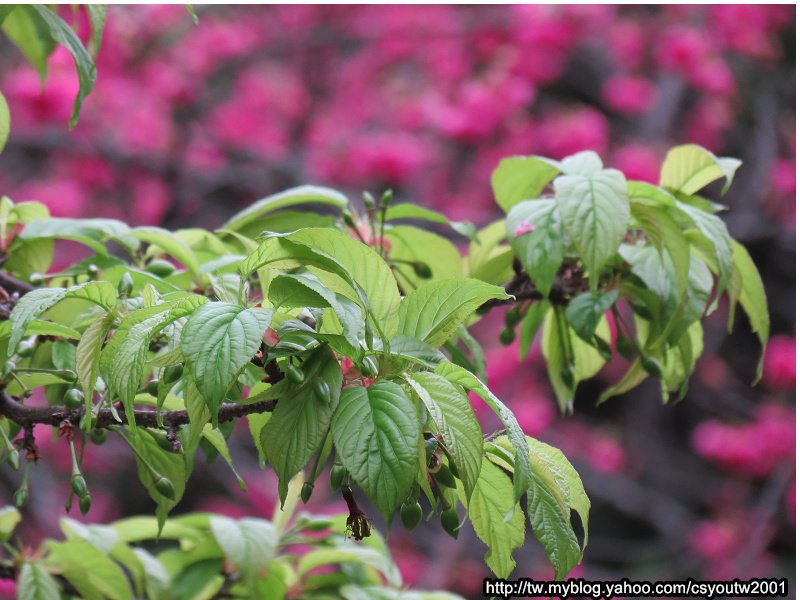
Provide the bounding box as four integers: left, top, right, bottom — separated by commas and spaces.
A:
0, 392, 277, 430
0, 271, 34, 296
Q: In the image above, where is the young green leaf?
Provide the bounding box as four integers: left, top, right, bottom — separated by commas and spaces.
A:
518, 300, 551, 361
398, 278, 509, 347
181, 302, 273, 416
674, 201, 733, 294
565, 290, 619, 344
554, 162, 629, 289
491, 156, 560, 212
17, 562, 60, 600
462, 458, 525, 578
210, 516, 277, 588
506, 199, 564, 296
405, 371, 483, 502
0, 90, 8, 154
331, 381, 419, 524
659, 144, 741, 196
262, 346, 342, 505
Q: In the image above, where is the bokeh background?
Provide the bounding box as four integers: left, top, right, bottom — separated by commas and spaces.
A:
0, 5, 795, 597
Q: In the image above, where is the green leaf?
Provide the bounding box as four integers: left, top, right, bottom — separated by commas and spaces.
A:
262, 346, 342, 504
221, 185, 348, 232
9, 281, 116, 352
28, 5, 96, 127
406, 372, 483, 502
85, 5, 106, 54
297, 546, 401, 587
210, 516, 277, 587
526, 437, 589, 550
126, 428, 186, 531
630, 202, 689, 296
506, 199, 564, 296
131, 227, 200, 276
331, 381, 419, 523
554, 163, 629, 289
598, 359, 648, 404
268, 272, 364, 348
492, 156, 560, 212
674, 201, 733, 293
0, 90, 8, 154
541, 309, 609, 412
466, 219, 515, 286
0, 506, 20, 541
659, 144, 741, 196
201, 425, 246, 490
76, 312, 114, 424
46, 540, 132, 600
434, 361, 531, 511
398, 278, 509, 347
519, 300, 551, 361
385, 225, 463, 287
181, 302, 273, 416
101, 296, 206, 425
728, 241, 769, 382
20, 218, 135, 255
384, 204, 476, 241
18, 562, 60, 600
2, 6, 56, 80
565, 290, 618, 343
526, 451, 581, 580
462, 458, 524, 578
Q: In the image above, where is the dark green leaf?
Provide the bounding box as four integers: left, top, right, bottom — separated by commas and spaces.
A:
565, 290, 618, 344
506, 199, 564, 296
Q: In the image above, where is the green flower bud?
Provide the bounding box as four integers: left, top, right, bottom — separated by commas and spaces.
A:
560, 364, 576, 389
154, 476, 176, 500
286, 363, 305, 384
53, 370, 77, 383
330, 464, 346, 491
300, 482, 314, 504
16, 340, 35, 359
642, 356, 663, 378
615, 335, 636, 360
400, 500, 422, 531
7, 450, 20, 471
13, 487, 28, 508
313, 380, 330, 402
87, 264, 99, 278
117, 272, 134, 296
432, 464, 457, 489
145, 379, 159, 396
440, 507, 460, 539
79, 494, 92, 516
71, 474, 89, 498
163, 365, 183, 384
145, 258, 176, 278
29, 273, 45, 286
90, 429, 107, 445
64, 388, 84, 409
499, 328, 515, 346
412, 262, 432, 279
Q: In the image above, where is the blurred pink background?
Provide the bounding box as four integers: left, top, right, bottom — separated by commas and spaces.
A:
0, 5, 794, 597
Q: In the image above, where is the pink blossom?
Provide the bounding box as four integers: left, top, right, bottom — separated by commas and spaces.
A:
601, 75, 655, 115
514, 220, 535, 237
610, 144, 661, 184
762, 335, 796, 391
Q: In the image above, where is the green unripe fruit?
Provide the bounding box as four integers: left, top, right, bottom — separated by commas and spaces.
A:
7, 450, 20, 470
146, 379, 159, 396
433, 464, 457, 489
64, 388, 84, 409
145, 258, 176, 278
155, 431, 173, 452
16, 340, 35, 358
412, 262, 432, 279
499, 328, 515, 346
13, 488, 28, 508
118, 272, 134, 296
79, 494, 92, 516
87, 264, 99, 278
71, 474, 89, 498
400, 501, 422, 531
440, 507, 460, 539
330, 464, 346, 490
154, 476, 176, 500
504, 308, 523, 328
313, 381, 330, 402
90, 429, 107, 445
560, 364, 576, 388
301, 482, 314, 504
615, 336, 636, 360
29, 273, 45, 286
642, 356, 663, 378
286, 363, 305, 384
163, 365, 183, 384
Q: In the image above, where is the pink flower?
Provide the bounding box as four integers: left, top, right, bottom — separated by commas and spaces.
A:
762, 335, 796, 391
610, 144, 661, 183
601, 75, 655, 115
691, 519, 739, 560
514, 220, 536, 237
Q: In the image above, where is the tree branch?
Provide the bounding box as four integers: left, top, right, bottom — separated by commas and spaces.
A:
0, 391, 277, 430
0, 271, 34, 296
